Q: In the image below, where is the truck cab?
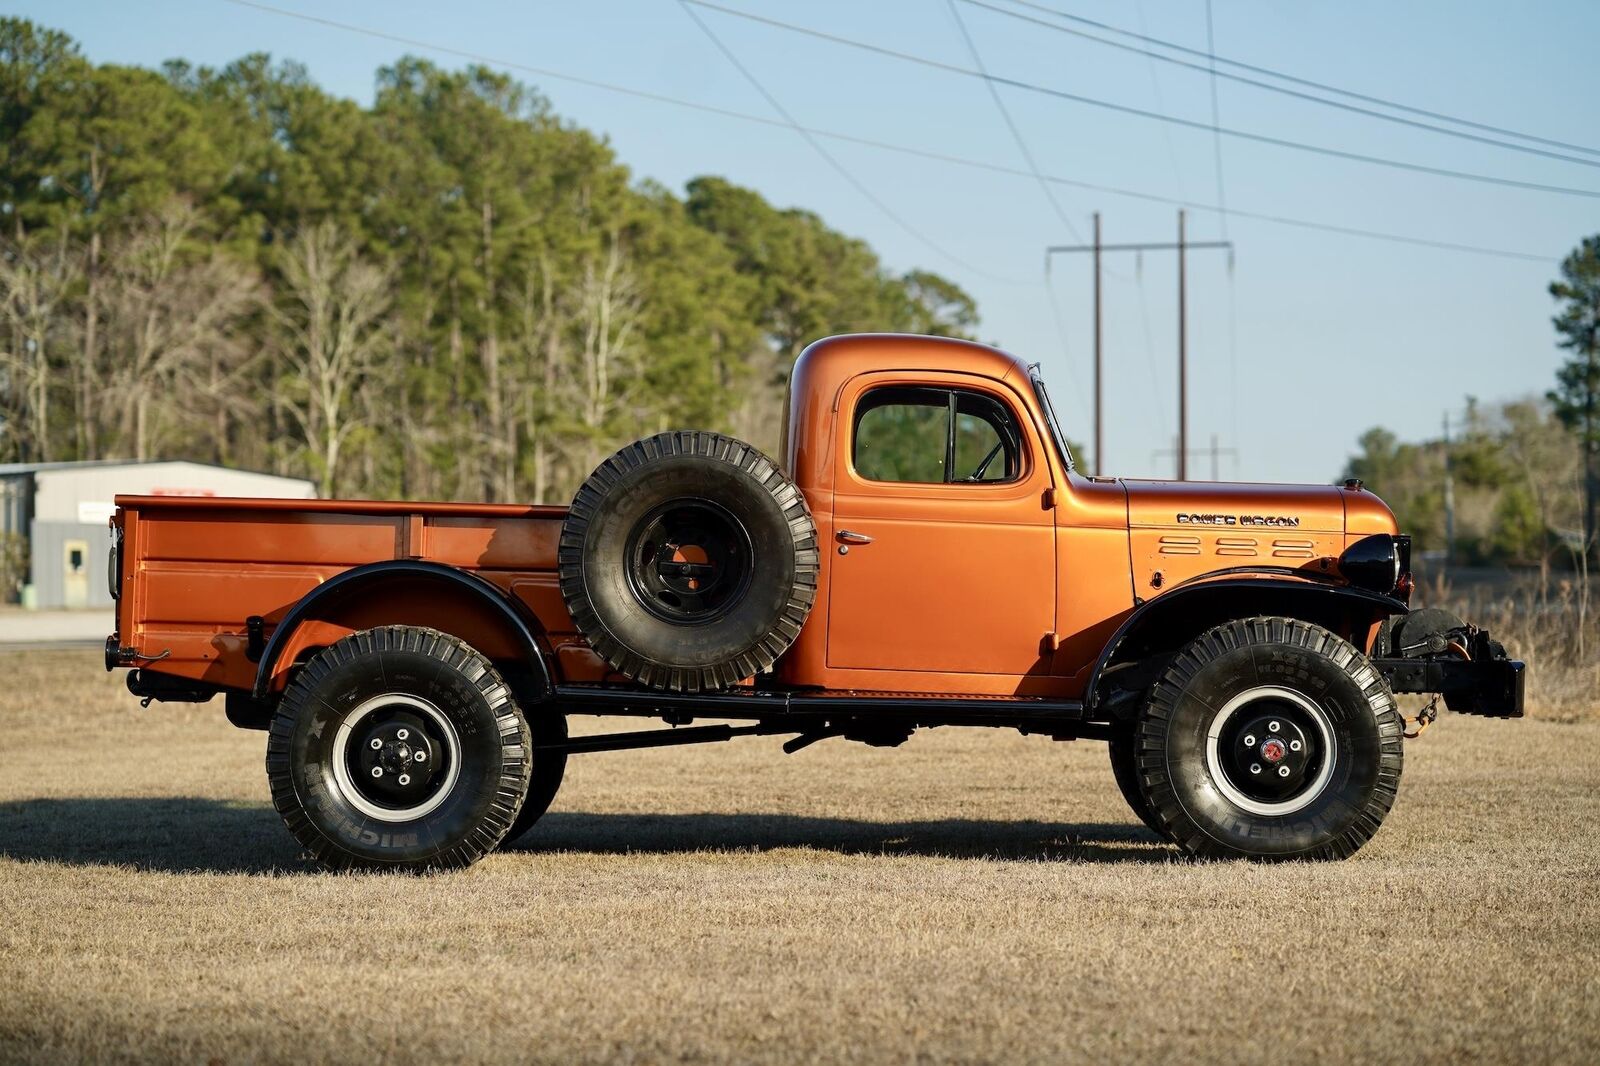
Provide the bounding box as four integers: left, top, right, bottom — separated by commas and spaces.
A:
775, 334, 1413, 702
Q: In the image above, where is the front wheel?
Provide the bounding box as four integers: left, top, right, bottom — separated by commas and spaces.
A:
265, 626, 533, 871
1108, 722, 1168, 839
1135, 617, 1403, 861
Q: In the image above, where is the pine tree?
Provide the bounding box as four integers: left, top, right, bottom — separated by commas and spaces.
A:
1549, 236, 1600, 564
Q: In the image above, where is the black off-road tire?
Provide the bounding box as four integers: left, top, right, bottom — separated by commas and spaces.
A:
503, 711, 567, 844
1135, 617, 1403, 861
265, 626, 532, 872
1108, 722, 1168, 839
559, 431, 819, 692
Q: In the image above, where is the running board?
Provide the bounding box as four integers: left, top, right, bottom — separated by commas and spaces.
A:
539, 721, 800, 756
551, 684, 1085, 726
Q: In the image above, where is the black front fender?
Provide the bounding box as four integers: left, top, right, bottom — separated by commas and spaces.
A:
1085, 575, 1408, 715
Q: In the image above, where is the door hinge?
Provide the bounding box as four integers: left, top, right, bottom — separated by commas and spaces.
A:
1042, 631, 1060, 653
1042, 487, 1056, 509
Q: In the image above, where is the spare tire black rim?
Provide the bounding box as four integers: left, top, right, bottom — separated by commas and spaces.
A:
623, 498, 755, 624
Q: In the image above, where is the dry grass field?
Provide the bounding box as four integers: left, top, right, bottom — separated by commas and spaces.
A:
1, 649, 1598, 1065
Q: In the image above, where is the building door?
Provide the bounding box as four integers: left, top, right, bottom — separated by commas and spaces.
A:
62, 538, 89, 608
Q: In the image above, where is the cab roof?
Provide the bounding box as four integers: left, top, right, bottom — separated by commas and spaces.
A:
792, 333, 1034, 394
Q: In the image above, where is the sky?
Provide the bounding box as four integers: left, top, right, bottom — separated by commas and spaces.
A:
9, 0, 1597, 484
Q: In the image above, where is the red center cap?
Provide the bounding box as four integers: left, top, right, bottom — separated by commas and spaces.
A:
1261, 738, 1288, 764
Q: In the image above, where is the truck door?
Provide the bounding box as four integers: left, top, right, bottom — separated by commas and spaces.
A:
826, 374, 1056, 677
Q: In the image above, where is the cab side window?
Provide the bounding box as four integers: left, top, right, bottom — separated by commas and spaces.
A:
853, 386, 1022, 484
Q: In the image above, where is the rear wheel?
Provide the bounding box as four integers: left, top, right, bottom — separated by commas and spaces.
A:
559, 431, 819, 692
1135, 617, 1403, 861
265, 626, 532, 871
504, 711, 567, 844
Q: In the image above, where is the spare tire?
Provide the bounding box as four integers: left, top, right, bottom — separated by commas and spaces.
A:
559, 431, 819, 692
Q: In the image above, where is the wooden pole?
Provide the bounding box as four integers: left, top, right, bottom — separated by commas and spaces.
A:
1178, 210, 1188, 481
1093, 212, 1103, 475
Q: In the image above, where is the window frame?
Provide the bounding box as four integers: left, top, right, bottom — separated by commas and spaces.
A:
850, 384, 1026, 487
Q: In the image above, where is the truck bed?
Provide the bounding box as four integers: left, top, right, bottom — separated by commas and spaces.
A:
111, 495, 586, 693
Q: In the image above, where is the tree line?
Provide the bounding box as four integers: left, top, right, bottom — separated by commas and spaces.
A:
0, 19, 977, 501
1344, 236, 1600, 571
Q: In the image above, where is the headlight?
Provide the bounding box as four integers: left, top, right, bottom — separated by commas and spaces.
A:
1339, 533, 1409, 595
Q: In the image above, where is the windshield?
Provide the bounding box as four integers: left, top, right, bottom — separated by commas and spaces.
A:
1028, 363, 1076, 473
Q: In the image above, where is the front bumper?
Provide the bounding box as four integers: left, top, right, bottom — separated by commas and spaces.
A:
1373, 655, 1525, 719
1372, 616, 1526, 719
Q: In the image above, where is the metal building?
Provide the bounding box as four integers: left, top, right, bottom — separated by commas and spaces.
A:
0, 460, 315, 609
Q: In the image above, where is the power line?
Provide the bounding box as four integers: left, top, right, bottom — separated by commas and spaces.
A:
1131, 252, 1172, 441
215, 0, 1555, 263
1040, 266, 1090, 426
677, 1, 1018, 283
996, 0, 1600, 159
1203, 0, 1237, 477
944, 0, 1092, 427
1202, 0, 1229, 238
962, 0, 1600, 171
684, 0, 1600, 200
1132, 0, 1188, 201
945, 0, 1085, 244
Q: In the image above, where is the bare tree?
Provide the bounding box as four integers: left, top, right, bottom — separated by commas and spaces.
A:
101, 201, 258, 461
571, 234, 641, 481
0, 230, 79, 461
272, 221, 393, 497
513, 253, 570, 505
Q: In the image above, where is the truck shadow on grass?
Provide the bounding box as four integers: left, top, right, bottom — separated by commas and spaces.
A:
524, 811, 1173, 864
0, 798, 1173, 874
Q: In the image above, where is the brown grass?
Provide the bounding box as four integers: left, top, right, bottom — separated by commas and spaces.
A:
1424, 575, 1599, 722
2, 649, 1598, 1064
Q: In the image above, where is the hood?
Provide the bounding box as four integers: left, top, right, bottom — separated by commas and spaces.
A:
1122, 479, 1350, 534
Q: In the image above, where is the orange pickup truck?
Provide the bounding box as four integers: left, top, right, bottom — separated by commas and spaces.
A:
107, 334, 1524, 870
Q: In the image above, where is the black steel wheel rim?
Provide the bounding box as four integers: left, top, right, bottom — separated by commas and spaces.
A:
623, 497, 755, 625
332, 695, 460, 820
1207, 688, 1333, 814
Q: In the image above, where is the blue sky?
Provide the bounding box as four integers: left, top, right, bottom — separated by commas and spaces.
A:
11, 0, 1597, 483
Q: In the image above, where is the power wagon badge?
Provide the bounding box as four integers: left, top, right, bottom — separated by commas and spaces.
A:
1176, 513, 1302, 527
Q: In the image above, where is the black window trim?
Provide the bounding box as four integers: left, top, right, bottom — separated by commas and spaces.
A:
852, 384, 1026, 486
1028, 363, 1077, 473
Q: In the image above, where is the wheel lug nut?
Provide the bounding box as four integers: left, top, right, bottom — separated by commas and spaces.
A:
1278, 765, 1291, 778
1290, 739, 1302, 752
1268, 721, 1281, 733
1243, 734, 1256, 747
371, 766, 383, 778
369, 738, 382, 750
396, 728, 409, 741
398, 773, 411, 786
1249, 763, 1261, 774
414, 750, 426, 762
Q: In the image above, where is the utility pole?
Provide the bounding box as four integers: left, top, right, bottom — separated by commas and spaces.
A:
1046, 211, 1230, 479
1178, 211, 1188, 480
1093, 212, 1102, 475
1152, 435, 1238, 481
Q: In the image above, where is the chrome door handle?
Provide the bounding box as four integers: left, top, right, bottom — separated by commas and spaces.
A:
836, 529, 874, 545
